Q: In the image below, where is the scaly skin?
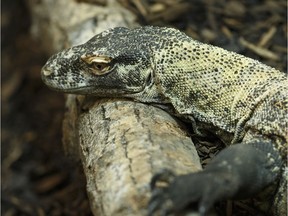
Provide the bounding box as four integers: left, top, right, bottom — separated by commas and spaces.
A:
41, 26, 287, 215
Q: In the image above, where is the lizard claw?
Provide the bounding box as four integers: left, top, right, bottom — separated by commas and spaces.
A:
148, 169, 177, 216
150, 169, 176, 190
148, 169, 239, 216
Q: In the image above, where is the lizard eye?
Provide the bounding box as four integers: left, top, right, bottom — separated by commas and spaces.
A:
90, 62, 111, 75
81, 55, 112, 75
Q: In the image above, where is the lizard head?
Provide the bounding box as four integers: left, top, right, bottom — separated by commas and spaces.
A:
41, 27, 164, 101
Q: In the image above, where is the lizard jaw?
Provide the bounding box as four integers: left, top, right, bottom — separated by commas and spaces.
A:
42, 66, 146, 96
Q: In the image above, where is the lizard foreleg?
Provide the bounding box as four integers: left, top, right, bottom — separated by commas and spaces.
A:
148, 140, 282, 215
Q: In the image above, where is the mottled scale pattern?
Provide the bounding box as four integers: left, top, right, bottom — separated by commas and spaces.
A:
41, 26, 287, 214
42, 25, 287, 160
153, 36, 287, 154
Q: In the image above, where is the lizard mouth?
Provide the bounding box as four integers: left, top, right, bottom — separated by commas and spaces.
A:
45, 84, 145, 96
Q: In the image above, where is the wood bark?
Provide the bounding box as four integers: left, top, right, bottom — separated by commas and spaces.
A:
64, 97, 202, 215
28, 0, 202, 215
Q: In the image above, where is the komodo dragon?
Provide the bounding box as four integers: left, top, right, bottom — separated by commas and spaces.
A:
41, 26, 287, 216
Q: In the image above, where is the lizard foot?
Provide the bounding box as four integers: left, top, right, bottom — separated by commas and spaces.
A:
148, 169, 177, 216
148, 169, 239, 216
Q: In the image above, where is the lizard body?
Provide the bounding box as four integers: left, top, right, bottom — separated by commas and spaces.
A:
42, 26, 287, 215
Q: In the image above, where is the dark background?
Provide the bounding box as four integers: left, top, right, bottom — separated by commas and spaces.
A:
1, 0, 287, 215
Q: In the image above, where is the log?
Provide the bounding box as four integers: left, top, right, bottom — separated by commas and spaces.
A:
28, 0, 202, 215
66, 97, 202, 215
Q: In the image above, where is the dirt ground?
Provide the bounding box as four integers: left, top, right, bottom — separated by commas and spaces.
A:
1, 0, 287, 215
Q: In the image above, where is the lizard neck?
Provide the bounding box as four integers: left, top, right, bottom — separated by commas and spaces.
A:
154, 39, 284, 137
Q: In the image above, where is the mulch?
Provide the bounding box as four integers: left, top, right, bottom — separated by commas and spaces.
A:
1, 0, 286, 215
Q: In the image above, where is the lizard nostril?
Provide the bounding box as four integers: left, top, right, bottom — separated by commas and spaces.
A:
41, 65, 53, 77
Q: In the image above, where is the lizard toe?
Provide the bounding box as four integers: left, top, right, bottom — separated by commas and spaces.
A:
150, 169, 176, 190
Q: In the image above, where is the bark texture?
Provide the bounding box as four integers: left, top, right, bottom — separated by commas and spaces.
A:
75, 98, 201, 215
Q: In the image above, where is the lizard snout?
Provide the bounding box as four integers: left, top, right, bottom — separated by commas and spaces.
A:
41, 65, 54, 77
